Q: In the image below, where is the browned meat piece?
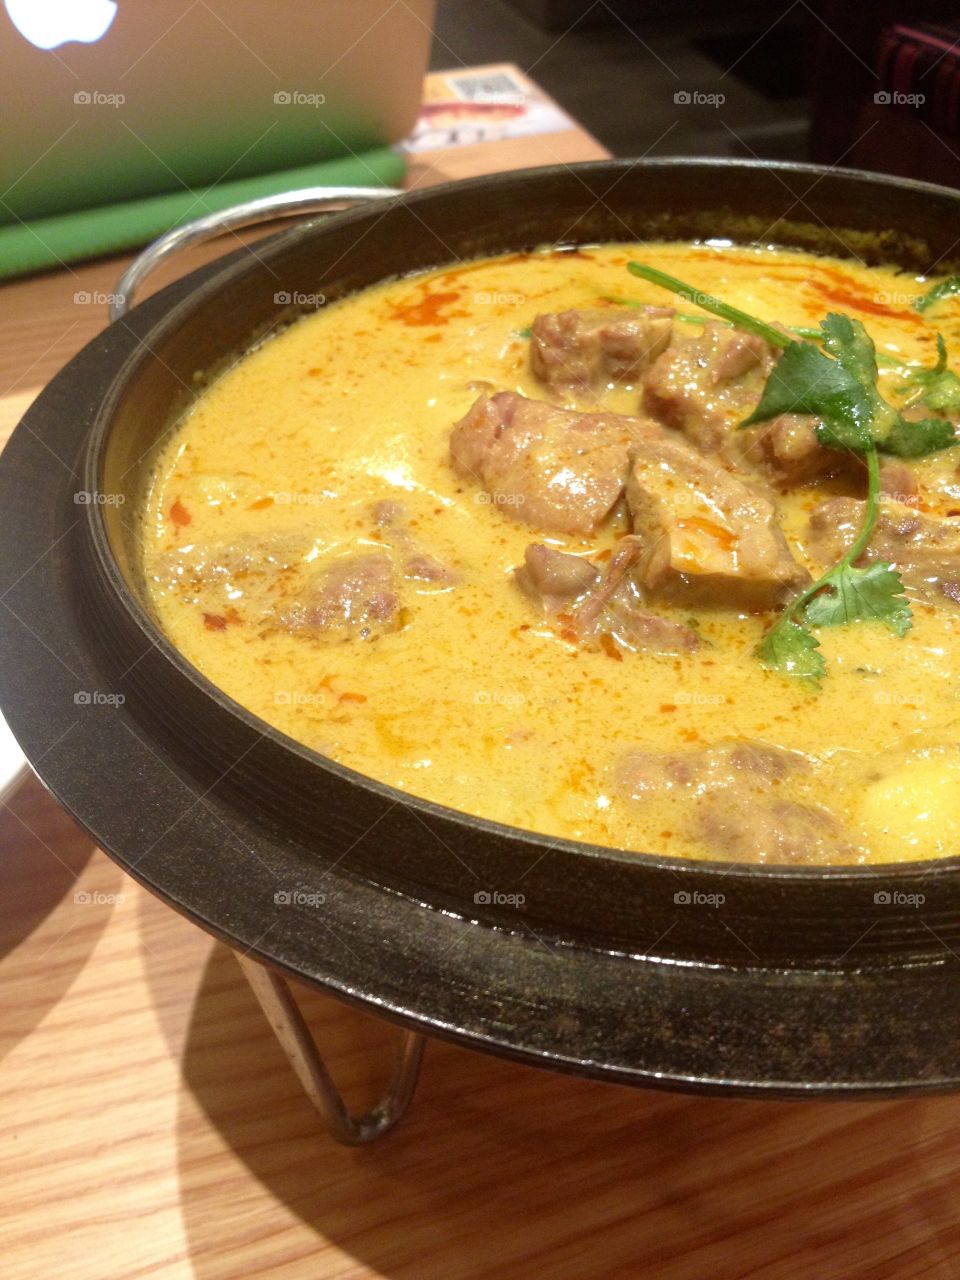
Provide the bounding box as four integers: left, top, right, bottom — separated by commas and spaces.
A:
514, 544, 600, 610
370, 499, 460, 587
615, 739, 852, 863
403, 553, 458, 584
642, 323, 778, 452
878, 459, 919, 504
694, 794, 857, 864
643, 325, 851, 488
599, 601, 700, 653
807, 497, 960, 606
450, 391, 659, 535
737, 412, 855, 487
530, 306, 673, 392
281, 553, 400, 640
616, 739, 808, 798
572, 537, 698, 652
515, 540, 698, 653
625, 432, 808, 609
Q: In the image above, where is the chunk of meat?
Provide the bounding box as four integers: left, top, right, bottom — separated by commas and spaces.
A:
617, 739, 809, 798
644, 325, 851, 488
878, 459, 919, 504
736, 412, 855, 487
530, 306, 673, 392
403, 553, 458, 584
450, 391, 659, 535
281, 553, 400, 640
515, 540, 699, 654
642, 323, 778, 452
514, 544, 600, 610
371, 499, 460, 586
571, 536, 699, 653
694, 794, 857, 864
615, 739, 853, 864
625, 432, 808, 609
807, 497, 960, 606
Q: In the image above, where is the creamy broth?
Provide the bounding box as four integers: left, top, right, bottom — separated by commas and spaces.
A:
141, 242, 960, 864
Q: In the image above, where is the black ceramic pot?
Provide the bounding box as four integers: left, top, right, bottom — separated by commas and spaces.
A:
3, 159, 960, 1096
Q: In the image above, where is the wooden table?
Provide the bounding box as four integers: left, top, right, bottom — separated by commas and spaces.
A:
3, 70, 960, 1280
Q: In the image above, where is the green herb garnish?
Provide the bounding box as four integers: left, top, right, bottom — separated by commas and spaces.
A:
741, 311, 955, 458
626, 262, 791, 349
757, 448, 911, 686
627, 262, 933, 684
915, 276, 960, 314
895, 333, 960, 417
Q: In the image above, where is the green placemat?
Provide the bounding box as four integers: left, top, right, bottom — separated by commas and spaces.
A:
0, 148, 406, 282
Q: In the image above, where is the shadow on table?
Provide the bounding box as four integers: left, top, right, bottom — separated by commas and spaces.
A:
174, 942, 960, 1280
0, 774, 114, 1056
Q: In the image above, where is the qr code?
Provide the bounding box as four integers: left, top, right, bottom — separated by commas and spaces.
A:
449, 72, 526, 103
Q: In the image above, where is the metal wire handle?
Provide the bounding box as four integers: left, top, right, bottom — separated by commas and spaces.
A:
109, 185, 404, 322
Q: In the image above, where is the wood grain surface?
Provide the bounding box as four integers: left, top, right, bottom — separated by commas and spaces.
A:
2, 70, 959, 1280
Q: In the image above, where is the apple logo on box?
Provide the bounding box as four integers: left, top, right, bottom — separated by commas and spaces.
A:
4, 0, 118, 50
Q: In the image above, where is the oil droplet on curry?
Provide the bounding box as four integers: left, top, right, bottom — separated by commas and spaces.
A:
141, 243, 960, 865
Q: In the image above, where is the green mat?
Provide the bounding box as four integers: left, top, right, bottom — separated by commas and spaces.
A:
0, 147, 406, 282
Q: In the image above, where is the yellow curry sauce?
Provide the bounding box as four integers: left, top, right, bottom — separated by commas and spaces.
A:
140, 243, 960, 864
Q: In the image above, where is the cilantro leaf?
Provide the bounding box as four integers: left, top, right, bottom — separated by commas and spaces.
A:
895, 334, 960, 415
741, 336, 870, 449
803, 561, 912, 636
756, 618, 825, 685
743, 313, 956, 459
757, 447, 913, 686
883, 414, 957, 456
915, 276, 960, 314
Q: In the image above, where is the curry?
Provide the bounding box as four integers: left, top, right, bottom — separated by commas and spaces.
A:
140, 242, 960, 864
